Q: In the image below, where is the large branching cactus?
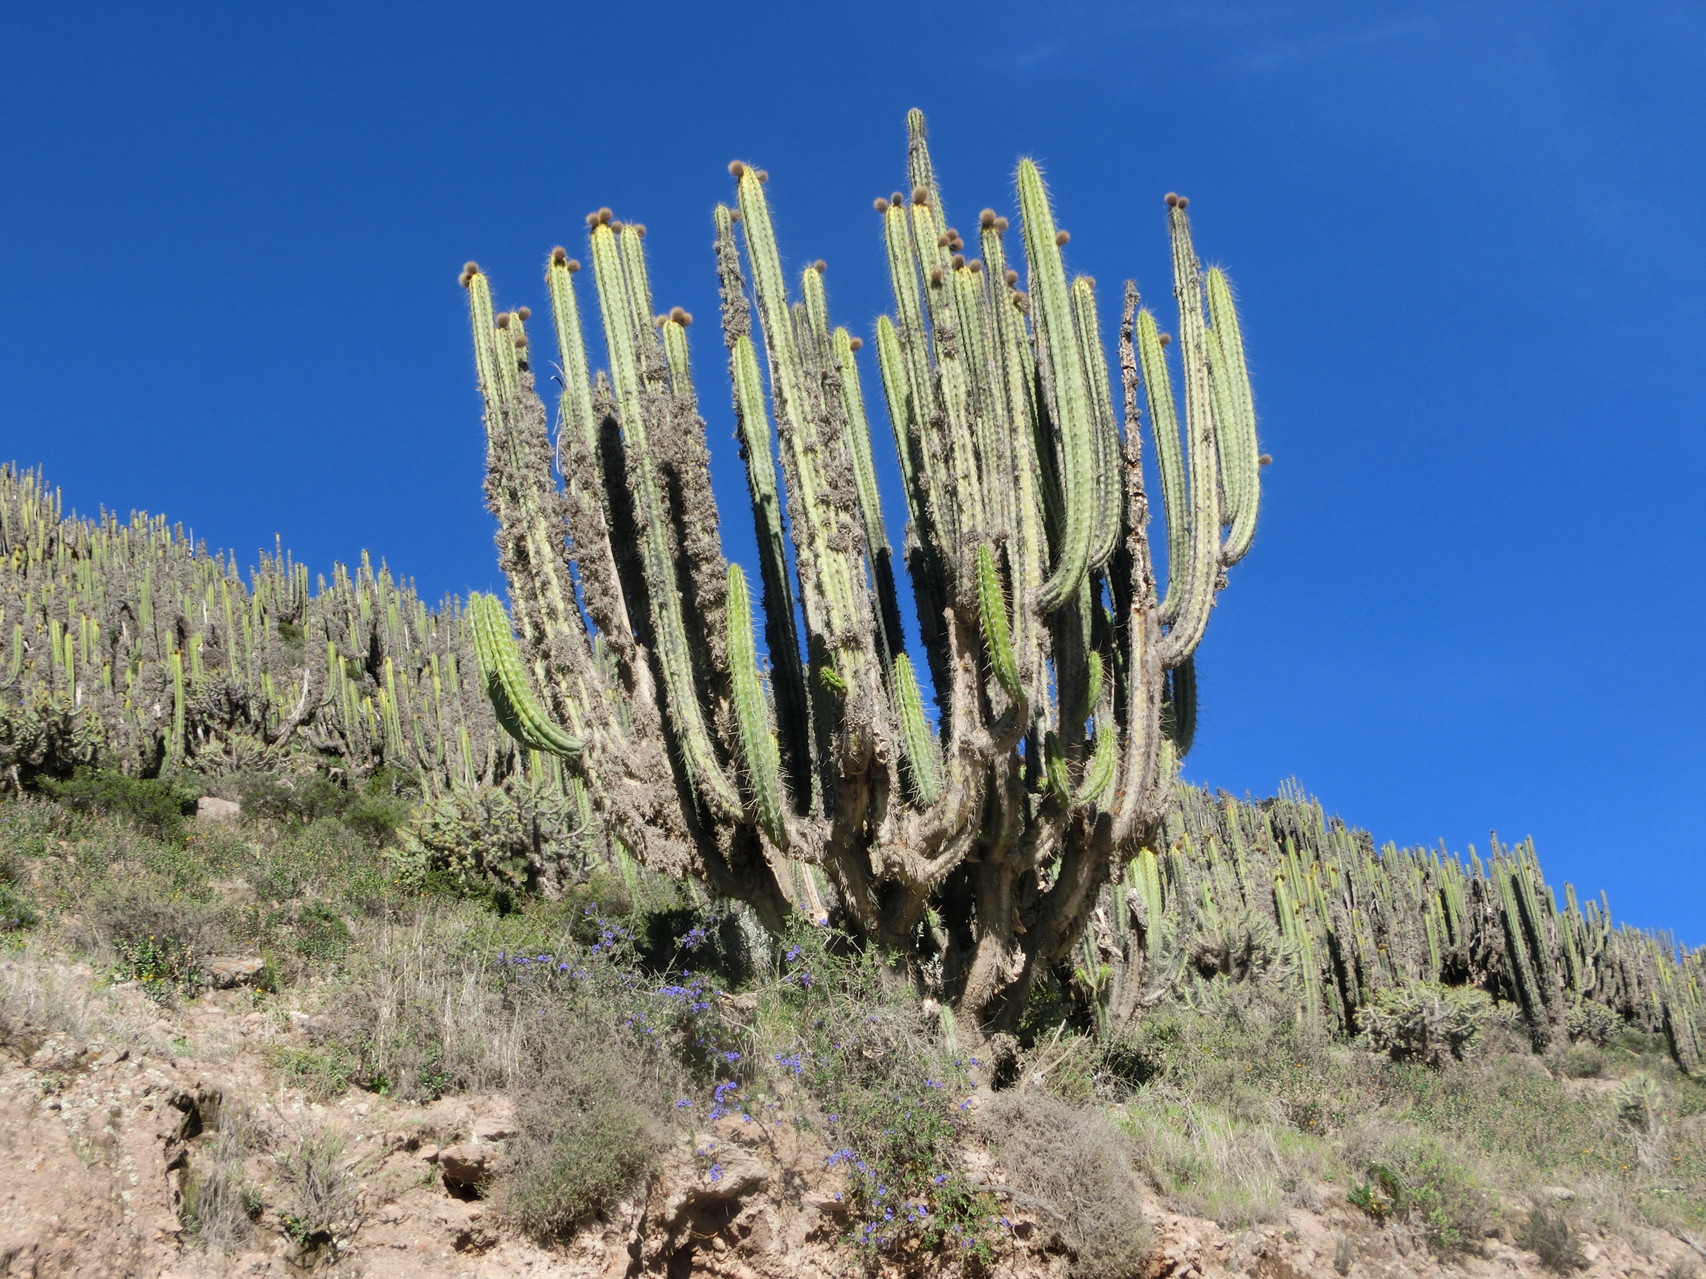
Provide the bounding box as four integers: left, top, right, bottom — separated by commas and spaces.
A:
461, 111, 1264, 1027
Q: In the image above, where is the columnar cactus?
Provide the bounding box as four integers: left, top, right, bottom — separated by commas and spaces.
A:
461, 111, 1264, 1026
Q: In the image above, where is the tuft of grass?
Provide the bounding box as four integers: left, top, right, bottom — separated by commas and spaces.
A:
182, 1102, 264, 1251
1516, 1205, 1587, 1273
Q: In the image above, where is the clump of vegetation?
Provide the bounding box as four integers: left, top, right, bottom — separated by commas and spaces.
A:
392, 773, 586, 900
182, 1102, 265, 1252
1358, 982, 1492, 1067
1517, 1204, 1588, 1273
1344, 1131, 1490, 1255
983, 1090, 1151, 1278
273, 1122, 360, 1263
37, 767, 194, 837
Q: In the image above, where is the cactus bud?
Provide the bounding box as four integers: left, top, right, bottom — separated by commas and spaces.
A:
755, 169, 769, 183
1258, 454, 1273, 466
995, 216, 1008, 232
729, 208, 742, 222
514, 334, 528, 350
632, 223, 646, 238
1165, 192, 1180, 207
848, 336, 863, 351
951, 254, 965, 269
1176, 196, 1189, 208
891, 192, 905, 207
813, 259, 827, 273
874, 197, 890, 213
463, 260, 481, 276
729, 160, 746, 177
979, 208, 997, 229
1004, 269, 1019, 286
929, 267, 944, 286
597, 207, 614, 225
1158, 332, 1172, 347
585, 211, 600, 227
551, 246, 568, 265
669, 305, 692, 326
912, 185, 929, 205
967, 259, 983, 274
516, 306, 531, 321
1055, 229, 1070, 246
495, 312, 511, 329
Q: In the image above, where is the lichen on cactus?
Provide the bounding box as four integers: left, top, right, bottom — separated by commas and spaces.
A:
458, 111, 1266, 1027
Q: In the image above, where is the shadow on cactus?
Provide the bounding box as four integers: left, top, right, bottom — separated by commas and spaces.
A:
458, 111, 1264, 1029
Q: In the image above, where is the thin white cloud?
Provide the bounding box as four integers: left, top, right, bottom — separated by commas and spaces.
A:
1231, 14, 1439, 73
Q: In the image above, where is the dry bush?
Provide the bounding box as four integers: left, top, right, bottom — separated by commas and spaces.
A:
0, 943, 161, 1051
273, 1119, 361, 1261
183, 1101, 264, 1251
983, 1090, 1151, 1278
499, 1025, 671, 1238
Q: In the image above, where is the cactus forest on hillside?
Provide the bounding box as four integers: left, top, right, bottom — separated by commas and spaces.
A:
0, 473, 1699, 1065
2, 115, 1697, 1065
0, 464, 548, 796
461, 110, 1265, 1026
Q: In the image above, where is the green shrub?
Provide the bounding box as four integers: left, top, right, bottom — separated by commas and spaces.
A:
0, 847, 36, 932
1346, 1131, 1489, 1256
269, 1043, 361, 1100
1358, 982, 1490, 1068
501, 1026, 670, 1238
80, 876, 236, 999
37, 767, 194, 837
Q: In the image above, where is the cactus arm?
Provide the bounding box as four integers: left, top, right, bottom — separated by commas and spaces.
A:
1017, 160, 1096, 614
833, 326, 907, 663
587, 222, 741, 819
661, 314, 692, 390
726, 563, 788, 847
979, 217, 1048, 695
1157, 204, 1223, 670
1070, 276, 1123, 573
1163, 653, 1197, 757
893, 652, 941, 805
975, 544, 1024, 711
468, 592, 583, 759
1073, 713, 1118, 809
1135, 308, 1189, 624
545, 251, 597, 456
1205, 267, 1261, 566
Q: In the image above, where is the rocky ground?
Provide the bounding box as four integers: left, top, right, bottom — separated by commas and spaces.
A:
3, 959, 1702, 1279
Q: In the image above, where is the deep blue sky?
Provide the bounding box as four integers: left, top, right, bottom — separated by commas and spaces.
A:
4, 2, 1701, 943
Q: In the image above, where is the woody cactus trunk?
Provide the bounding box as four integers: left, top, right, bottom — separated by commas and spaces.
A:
460, 111, 1264, 1028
